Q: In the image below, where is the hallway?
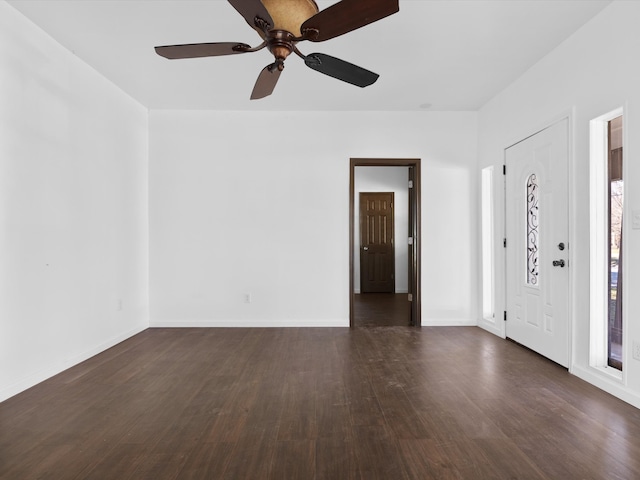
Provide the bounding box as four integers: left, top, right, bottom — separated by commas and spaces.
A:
353, 293, 411, 327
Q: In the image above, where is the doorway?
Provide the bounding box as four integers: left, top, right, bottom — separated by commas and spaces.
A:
505, 119, 569, 367
349, 158, 421, 327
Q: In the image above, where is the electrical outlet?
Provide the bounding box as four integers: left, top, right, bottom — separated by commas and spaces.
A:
244, 293, 252, 304
633, 341, 640, 361
117, 299, 123, 311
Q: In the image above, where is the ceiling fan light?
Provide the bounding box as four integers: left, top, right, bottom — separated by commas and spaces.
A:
260, 0, 319, 36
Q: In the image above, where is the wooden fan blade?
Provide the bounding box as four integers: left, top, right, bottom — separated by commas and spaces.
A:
155, 42, 251, 59
304, 53, 379, 87
302, 0, 399, 42
250, 63, 282, 99
228, 0, 273, 30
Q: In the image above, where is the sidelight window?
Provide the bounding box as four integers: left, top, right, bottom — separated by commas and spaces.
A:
590, 109, 624, 374
481, 167, 495, 319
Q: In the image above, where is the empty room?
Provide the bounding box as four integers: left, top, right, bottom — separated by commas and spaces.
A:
2, 1, 640, 478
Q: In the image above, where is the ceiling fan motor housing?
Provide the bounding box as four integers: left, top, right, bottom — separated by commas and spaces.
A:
266, 30, 297, 64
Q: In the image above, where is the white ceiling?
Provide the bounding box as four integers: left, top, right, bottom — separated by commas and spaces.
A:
7, 0, 611, 111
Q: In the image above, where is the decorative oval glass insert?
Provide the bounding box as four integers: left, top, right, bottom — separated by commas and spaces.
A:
527, 174, 539, 285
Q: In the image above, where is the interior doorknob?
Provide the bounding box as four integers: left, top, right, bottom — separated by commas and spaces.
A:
363, 246, 369, 251
552, 259, 565, 267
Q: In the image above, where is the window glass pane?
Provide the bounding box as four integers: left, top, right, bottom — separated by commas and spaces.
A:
608, 115, 623, 370
526, 173, 539, 286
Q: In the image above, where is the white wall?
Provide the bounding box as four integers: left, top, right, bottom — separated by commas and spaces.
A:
478, 1, 640, 407
354, 166, 409, 294
0, 2, 149, 401
149, 111, 478, 327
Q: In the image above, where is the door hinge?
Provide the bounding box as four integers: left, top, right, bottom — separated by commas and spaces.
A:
503, 238, 507, 248
408, 237, 414, 245
408, 293, 413, 302
503, 165, 506, 175
408, 180, 414, 188
504, 311, 507, 321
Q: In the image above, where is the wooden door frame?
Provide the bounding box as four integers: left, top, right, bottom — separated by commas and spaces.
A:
349, 158, 421, 327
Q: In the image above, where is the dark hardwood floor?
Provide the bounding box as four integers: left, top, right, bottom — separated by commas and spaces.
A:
3, 327, 640, 479
354, 293, 411, 327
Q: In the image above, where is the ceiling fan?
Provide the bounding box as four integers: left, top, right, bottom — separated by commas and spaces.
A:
154, 0, 399, 99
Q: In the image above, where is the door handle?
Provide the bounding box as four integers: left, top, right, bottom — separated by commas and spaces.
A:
552, 259, 565, 267
363, 246, 369, 251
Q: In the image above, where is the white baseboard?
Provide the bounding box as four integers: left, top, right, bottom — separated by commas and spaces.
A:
478, 318, 505, 337
570, 365, 640, 409
149, 319, 349, 328
151, 318, 475, 328
0, 324, 148, 403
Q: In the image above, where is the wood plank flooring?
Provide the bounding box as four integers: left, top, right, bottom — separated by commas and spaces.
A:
354, 293, 410, 326
3, 327, 640, 479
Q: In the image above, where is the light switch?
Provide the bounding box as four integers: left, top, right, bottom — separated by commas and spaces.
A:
633, 210, 640, 229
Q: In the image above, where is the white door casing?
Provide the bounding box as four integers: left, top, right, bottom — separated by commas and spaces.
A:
505, 119, 569, 367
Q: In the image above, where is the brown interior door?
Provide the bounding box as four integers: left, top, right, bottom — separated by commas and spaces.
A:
360, 192, 395, 293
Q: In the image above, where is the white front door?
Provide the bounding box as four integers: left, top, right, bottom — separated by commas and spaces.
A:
505, 119, 569, 367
